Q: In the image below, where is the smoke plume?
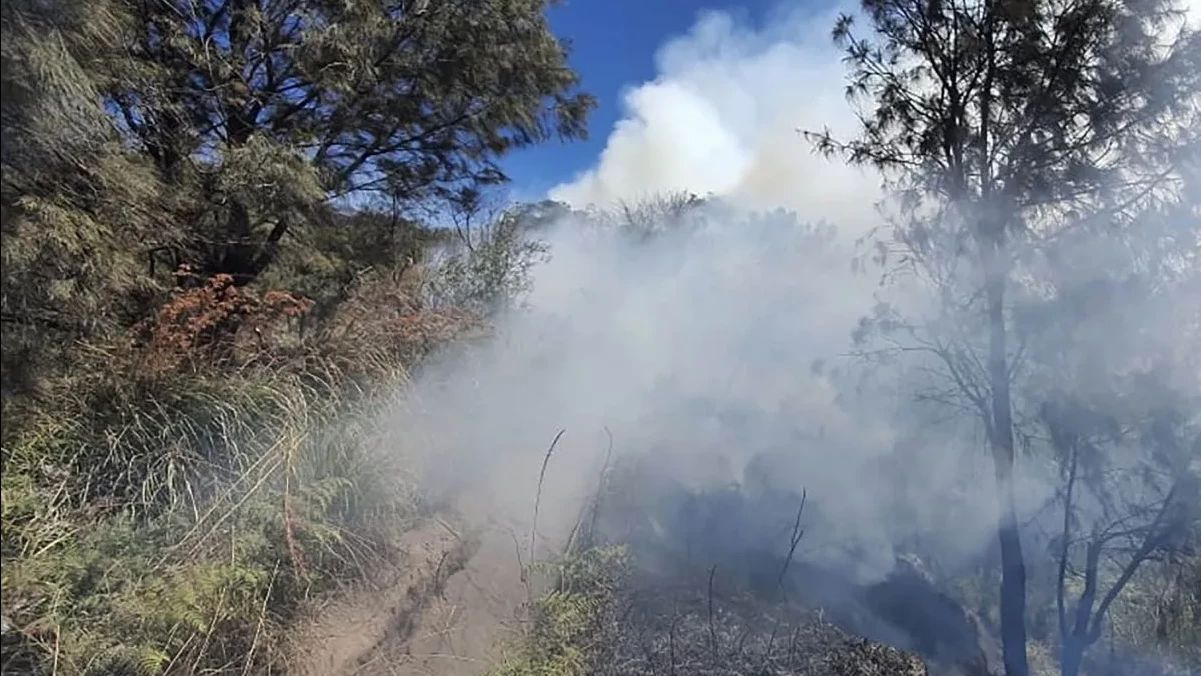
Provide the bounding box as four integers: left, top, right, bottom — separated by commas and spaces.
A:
399, 205, 1021, 585
548, 4, 879, 224
388, 2, 1199, 671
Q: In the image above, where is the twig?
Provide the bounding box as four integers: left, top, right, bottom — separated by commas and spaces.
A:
282, 473, 309, 578
668, 602, 679, 676
777, 488, 808, 592
435, 516, 461, 540
564, 426, 615, 555
733, 625, 751, 658
528, 429, 565, 566
510, 525, 539, 615
162, 631, 197, 674
707, 564, 719, 661
760, 616, 782, 671
432, 549, 452, 600
588, 426, 615, 546
157, 439, 285, 568
510, 529, 526, 584
192, 587, 227, 674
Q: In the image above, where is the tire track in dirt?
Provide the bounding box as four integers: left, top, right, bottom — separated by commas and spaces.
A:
286, 501, 541, 676
286, 518, 481, 676
361, 524, 528, 676
286, 420, 595, 676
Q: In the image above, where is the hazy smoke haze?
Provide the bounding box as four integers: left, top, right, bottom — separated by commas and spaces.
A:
402, 0, 1200, 575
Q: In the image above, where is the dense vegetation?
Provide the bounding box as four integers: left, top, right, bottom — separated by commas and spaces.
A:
2, 0, 1200, 674
811, 0, 1201, 672
1, 0, 588, 672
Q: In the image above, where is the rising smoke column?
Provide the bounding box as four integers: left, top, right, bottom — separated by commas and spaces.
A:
549, 4, 879, 225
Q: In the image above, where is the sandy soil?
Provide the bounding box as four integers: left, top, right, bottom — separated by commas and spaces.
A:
286, 496, 545, 676
285, 517, 478, 676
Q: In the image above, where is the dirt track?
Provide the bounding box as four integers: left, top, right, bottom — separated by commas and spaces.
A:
284, 426, 600, 676
286, 513, 531, 676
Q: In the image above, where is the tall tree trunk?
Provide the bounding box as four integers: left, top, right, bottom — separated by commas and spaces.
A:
985, 239, 1031, 676
1060, 635, 1086, 676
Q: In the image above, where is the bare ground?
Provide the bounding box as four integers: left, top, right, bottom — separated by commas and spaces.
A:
285, 506, 535, 676
285, 517, 473, 676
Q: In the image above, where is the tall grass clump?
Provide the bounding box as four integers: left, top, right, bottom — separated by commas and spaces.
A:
0, 265, 482, 674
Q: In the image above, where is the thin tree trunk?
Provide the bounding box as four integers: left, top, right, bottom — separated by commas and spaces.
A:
975, 13, 1028, 667
985, 241, 1031, 676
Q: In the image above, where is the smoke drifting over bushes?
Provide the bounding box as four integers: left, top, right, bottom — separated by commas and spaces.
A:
550, 0, 1201, 218
402, 0, 1201, 582
399, 206, 1025, 584
387, 2, 1200, 671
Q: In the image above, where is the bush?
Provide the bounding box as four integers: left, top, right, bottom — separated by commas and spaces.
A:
0, 265, 473, 674
426, 208, 550, 313
491, 546, 630, 676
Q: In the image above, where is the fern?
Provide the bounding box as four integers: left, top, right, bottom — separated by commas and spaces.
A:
491, 546, 629, 676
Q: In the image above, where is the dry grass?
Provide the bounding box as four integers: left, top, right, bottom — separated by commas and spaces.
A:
0, 268, 481, 675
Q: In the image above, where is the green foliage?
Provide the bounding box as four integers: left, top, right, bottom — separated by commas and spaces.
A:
818, 0, 1200, 224
1, 1, 178, 396
0, 0, 581, 672
0, 267, 470, 673
1, 0, 593, 398
491, 546, 629, 676
1, 372, 421, 673
23, 0, 595, 281
258, 209, 436, 316
428, 208, 551, 313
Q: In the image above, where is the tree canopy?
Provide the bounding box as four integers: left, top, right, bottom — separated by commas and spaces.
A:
1, 0, 593, 393
814, 0, 1200, 673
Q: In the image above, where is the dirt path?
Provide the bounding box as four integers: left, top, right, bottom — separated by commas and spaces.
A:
285, 427, 593, 676
365, 525, 528, 676
286, 512, 531, 676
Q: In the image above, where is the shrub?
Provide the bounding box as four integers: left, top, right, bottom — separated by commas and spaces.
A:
491, 546, 629, 676
133, 269, 313, 377
0, 265, 466, 674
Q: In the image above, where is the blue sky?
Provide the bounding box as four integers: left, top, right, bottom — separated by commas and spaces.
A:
501, 0, 782, 200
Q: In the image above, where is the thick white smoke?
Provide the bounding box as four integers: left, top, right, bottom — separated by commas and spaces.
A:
395, 0, 1198, 623
550, 0, 1201, 217
549, 4, 879, 224
398, 207, 1014, 585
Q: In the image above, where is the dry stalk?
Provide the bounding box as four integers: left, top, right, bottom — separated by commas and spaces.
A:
707, 564, 719, 661
564, 425, 614, 556
528, 428, 565, 566
242, 561, 280, 676
777, 488, 808, 592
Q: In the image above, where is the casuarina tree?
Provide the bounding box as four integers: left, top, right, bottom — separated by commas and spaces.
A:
5, 0, 593, 282
810, 0, 1201, 673
2, 0, 593, 391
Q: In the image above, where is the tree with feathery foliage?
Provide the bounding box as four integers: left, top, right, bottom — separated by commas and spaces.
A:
811, 0, 1201, 672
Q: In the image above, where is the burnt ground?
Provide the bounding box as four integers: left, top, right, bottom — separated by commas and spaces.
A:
586, 452, 1001, 676
273, 461, 1199, 676
591, 566, 930, 676
281, 509, 936, 676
